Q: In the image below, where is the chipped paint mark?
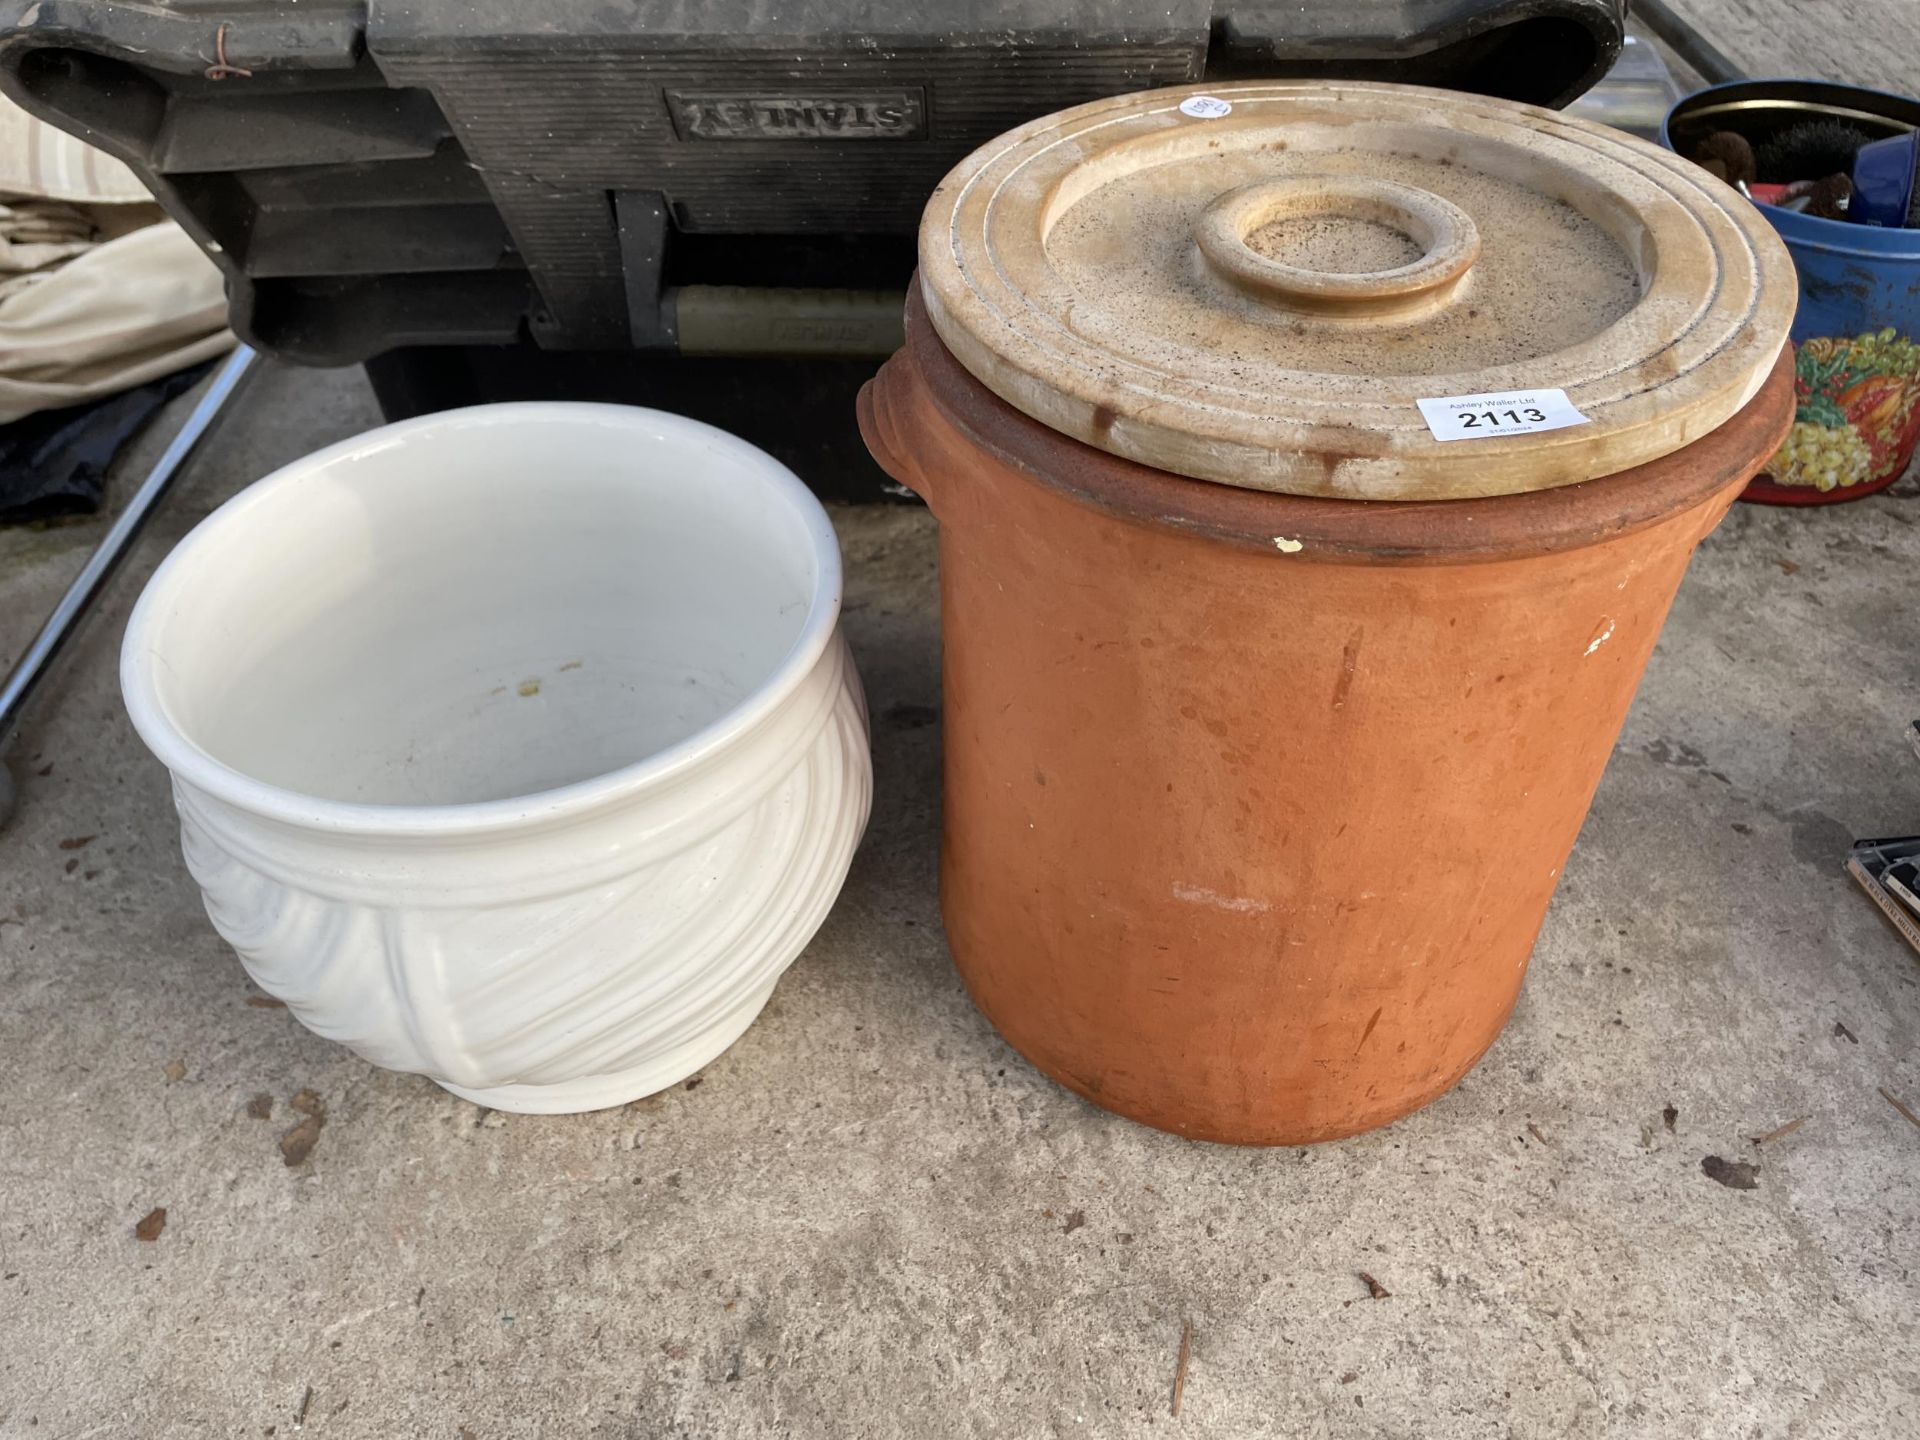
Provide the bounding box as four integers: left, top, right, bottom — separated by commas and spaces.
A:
517, 678, 542, 697
1172, 882, 1271, 915
1354, 1006, 1383, 1056
1333, 628, 1362, 710
1273, 536, 1304, 553
1584, 619, 1615, 656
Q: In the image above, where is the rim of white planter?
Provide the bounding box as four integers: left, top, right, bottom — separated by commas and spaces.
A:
121, 402, 844, 837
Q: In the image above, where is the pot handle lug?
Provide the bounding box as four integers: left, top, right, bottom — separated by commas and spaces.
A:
857, 351, 935, 507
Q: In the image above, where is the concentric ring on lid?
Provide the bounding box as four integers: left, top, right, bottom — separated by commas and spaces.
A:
919, 81, 1797, 501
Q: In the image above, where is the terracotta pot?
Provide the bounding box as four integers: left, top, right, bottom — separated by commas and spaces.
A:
859, 290, 1795, 1145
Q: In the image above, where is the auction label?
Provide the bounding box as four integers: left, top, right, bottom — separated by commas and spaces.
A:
1415, 388, 1591, 442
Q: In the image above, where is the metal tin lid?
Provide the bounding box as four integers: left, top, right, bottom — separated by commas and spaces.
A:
919, 81, 1797, 501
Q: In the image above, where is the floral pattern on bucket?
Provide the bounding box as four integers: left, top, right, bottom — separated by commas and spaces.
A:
1757, 330, 1920, 501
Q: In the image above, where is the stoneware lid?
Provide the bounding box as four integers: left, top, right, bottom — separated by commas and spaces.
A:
918, 81, 1797, 501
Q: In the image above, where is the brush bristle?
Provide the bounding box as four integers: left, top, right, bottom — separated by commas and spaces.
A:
1690, 131, 1756, 188
1807, 173, 1853, 221
1755, 119, 1875, 184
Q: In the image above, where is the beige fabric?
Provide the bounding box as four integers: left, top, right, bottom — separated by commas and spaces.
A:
0, 220, 235, 424
0, 196, 170, 280
0, 198, 99, 275
0, 89, 149, 204
0, 90, 235, 421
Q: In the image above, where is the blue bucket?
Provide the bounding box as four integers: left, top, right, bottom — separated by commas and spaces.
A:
1664, 80, 1920, 503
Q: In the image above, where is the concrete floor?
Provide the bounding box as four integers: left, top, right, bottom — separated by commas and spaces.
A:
3, 7, 1920, 1437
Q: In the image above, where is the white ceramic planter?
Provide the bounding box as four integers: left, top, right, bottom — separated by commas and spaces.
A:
122, 403, 871, 1113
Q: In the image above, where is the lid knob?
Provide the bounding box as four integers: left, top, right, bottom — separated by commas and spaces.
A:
1193, 177, 1481, 321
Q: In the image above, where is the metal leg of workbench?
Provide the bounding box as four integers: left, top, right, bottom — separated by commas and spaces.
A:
0, 346, 259, 826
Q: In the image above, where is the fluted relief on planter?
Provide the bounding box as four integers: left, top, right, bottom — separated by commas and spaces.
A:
172, 640, 871, 1113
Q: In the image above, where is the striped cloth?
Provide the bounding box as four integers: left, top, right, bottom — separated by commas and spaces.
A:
0, 89, 149, 204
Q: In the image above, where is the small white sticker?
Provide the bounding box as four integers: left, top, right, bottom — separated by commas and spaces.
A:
1416, 388, 1591, 442
1179, 94, 1233, 119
